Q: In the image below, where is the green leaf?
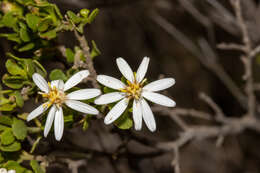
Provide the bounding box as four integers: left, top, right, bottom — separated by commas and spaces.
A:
1, 129, 15, 145
20, 28, 30, 42
0, 124, 9, 131
90, 40, 101, 59
0, 33, 22, 43
2, 74, 25, 89
30, 160, 44, 173
33, 60, 47, 77
0, 141, 21, 152
114, 111, 133, 130
0, 153, 4, 163
80, 9, 90, 18
67, 11, 82, 24
64, 114, 73, 123
18, 43, 35, 52
26, 14, 41, 32
5, 59, 26, 76
3, 161, 26, 173
49, 69, 67, 81
65, 48, 75, 63
2, 12, 17, 28
39, 29, 56, 40
38, 19, 51, 32
82, 118, 88, 131
0, 116, 13, 126
0, 104, 16, 111
88, 9, 99, 23
13, 91, 24, 108
12, 119, 27, 140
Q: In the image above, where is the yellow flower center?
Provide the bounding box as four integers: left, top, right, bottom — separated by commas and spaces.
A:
40, 82, 66, 108
120, 79, 146, 100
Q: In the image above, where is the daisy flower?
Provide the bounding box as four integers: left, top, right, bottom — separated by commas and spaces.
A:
95, 57, 176, 132
27, 70, 101, 141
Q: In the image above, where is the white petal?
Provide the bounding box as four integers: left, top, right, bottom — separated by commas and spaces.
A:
64, 70, 89, 91
44, 105, 57, 137
142, 91, 176, 107
66, 89, 101, 100
32, 73, 49, 93
27, 103, 48, 121
143, 78, 175, 92
104, 98, 129, 124
7, 170, 15, 173
0, 168, 7, 173
51, 80, 64, 90
116, 57, 134, 83
7, 170, 16, 173
65, 100, 99, 115
133, 99, 142, 130
54, 107, 64, 141
136, 57, 150, 83
94, 92, 125, 105
140, 99, 156, 132
97, 75, 125, 90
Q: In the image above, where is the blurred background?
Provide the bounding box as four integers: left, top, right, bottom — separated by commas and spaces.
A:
2, 0, 260, 172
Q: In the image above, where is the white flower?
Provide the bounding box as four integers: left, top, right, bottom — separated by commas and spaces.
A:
95, 57, 176, 132
0, 168, 7, 173
27, 70, 101, 141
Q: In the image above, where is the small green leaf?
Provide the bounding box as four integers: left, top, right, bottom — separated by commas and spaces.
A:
33, 60, 47, 77
49, 69, 67, 81
1, 129, 15, 145
39, 30, 56, 40
12, 119, 27, 140
5, 59, 26, 76
64, 114, 73, 123
3, 161, 26, 173
0, 141, 21, 152
82, 118, 88, 131
30, 160, 44, 173
65, 48, 75, 63
38, 19, 51, 32
0, 33, 22, 43
80, 9, 90, 18
13, 91, 24, 108
2, 12, 17, 28
26, 14, 40, 32
20, 28, 30, 42
90, 40, 101, 59
88, 9, 99, 23
0, 124, 9, 131
0, 153, 4, 163
2, 74, 25, 89
114, 111, 133, 130
67, 11, 82, 24
0, 116, 13, 126
18, 43, 35, 52
0, 104, 16, 111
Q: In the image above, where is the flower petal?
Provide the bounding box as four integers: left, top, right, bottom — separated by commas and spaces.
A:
133, 99, 142, 130
104, 98, 129, 124
143, 78, 175, 92
97, 75, 125, 90
27, 103, 48, 122
7, 170, 15, 173
136, 57, 150, 83
140, 98, 156, 132
44, 105, 57, 137
116, 57, 134, 83
94, 92, 125, 105
51, 80, 64, 90
32, 73, 49, 93
65, 100, 99, 115
64, 70, 89, 91
142, 91, 176, 107
66, 89, 101, 100
0, 168, 7, 173
54, 107, 64, 141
